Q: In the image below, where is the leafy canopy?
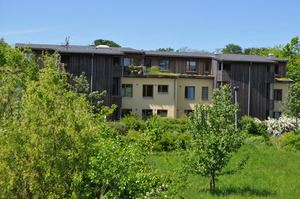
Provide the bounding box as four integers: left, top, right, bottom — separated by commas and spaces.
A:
184, 85, 247, 192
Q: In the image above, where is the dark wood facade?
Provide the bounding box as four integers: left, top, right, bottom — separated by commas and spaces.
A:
16, 43, 289, 120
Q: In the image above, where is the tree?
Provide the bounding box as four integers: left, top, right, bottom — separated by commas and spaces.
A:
156, 47, 174, 52
285, 82, 300, 120
0, 41, 173, 198
184, 85, 247, 192
283, 36, 300, 82
94, 39, 121, 47
222, 43, 243, 54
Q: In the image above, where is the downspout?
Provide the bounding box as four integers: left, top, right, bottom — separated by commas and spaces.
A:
90, 53, 94, 93
248, 62, 252, 116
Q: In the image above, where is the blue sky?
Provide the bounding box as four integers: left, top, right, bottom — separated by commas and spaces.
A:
1, 0, 299, 52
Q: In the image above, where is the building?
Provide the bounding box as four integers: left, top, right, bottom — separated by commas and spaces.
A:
15, 43, 293, 120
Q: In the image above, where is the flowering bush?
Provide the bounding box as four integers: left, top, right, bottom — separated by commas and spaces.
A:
265, 115, 300, 137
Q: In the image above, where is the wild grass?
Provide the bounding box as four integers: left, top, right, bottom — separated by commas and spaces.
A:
147, 137, 300, 198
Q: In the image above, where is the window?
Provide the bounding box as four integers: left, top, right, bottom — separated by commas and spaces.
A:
184, 110, 193, 115
185, 86, 195, 99
274, 89, 282, 101
158, 85, 168, 93
112, 78, 120, 96
223, 63, 231, 70
142, 109, 153, 120
113, 57, 121, 66
157, 110, 168, 117
124, 57, 139, 66
202, 87, 208, 100
121, 109, 132, 117
273, 112, 281, 119
122, 84, 133, 97
205, 63, 210, 73
275, 65, 280, 74
159, 60, 169, 71
143, 85, 153, 97
186, 61, 196, 71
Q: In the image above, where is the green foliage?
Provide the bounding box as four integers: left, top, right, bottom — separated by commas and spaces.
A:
121, 112, 145, 131
153, 132, 191, 151
222, 44, 243, 54
184, 85, 247, 192
0, 42, 173, 198
149, 139, 300, 198
94, 39, 121, 47
156, 47, 174, 52
277, 130, 300, 152
285, 82, 300, 119
238, 116, 269, 142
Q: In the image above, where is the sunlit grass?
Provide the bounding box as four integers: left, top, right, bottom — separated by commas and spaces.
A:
147, 138, 300, 198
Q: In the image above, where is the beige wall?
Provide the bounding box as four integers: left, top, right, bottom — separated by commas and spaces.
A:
122, 77, 213, 118
176, 78, 213, 117
273, 82, 289, 113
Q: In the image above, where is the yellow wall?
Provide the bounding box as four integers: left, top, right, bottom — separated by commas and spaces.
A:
273, 82, 289, 113
176, 78, 213, 117
122, 77, 213, 118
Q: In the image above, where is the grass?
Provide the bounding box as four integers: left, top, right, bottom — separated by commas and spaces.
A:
147, 138, 300, 198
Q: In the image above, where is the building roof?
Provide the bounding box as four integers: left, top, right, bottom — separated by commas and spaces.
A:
15, 43, 287, 63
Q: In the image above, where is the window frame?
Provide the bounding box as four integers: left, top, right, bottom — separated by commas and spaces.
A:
143, 85, 154, 98
157, 109, 168, 117
202, 87, 209, 100
158, 85, 169, 94
274, 89, 282, 101
142, 109, 153, 120
122, 84, 133, 97
186, 60, 197, 72
185, 86, 195, 100
159, 60, 170, 71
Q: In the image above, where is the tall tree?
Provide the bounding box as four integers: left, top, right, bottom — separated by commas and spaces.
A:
282, 36, 300, 82
184, 85, 247, 192
94, 39, 121, 47
222, 43, 243, 54
285, 82, 300, 120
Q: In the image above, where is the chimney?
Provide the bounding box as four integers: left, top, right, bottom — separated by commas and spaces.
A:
269, 53, 274, 58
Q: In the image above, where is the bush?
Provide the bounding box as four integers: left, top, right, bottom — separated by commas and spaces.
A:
121, 112, 145, 132
266, 115, 300, 137
238, 116, 269, 141
153, 132, 191, 151
277, 129, 300, 151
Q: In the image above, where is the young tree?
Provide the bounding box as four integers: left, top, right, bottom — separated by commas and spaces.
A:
184, 85, 247, 192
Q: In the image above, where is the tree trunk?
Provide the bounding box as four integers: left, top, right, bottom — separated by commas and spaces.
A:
210, 171, 215, 193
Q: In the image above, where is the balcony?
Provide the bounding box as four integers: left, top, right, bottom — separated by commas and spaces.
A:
123, 66, 146, 76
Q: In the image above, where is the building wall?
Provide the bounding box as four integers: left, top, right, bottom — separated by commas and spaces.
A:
122, 77, 176, 118
176, 78, 213, 117
273, 82, 289, 113
122, 77, 213, 118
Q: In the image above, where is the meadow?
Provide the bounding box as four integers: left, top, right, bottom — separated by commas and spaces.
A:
148, 138, 300, 199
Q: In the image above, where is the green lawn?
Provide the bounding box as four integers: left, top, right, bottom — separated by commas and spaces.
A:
147, 138, 300, 199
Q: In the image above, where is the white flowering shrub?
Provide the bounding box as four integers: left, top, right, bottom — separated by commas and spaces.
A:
266, 115, 300, 137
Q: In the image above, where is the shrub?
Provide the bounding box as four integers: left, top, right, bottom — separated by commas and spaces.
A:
277, 129, 300, 151
266, 115, 300, 137
153, 132, 191, 151
238, 116, 269, 141
121, 112, 145, 131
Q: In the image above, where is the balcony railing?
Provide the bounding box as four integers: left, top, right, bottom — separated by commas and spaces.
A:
123, 66, 146, 76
